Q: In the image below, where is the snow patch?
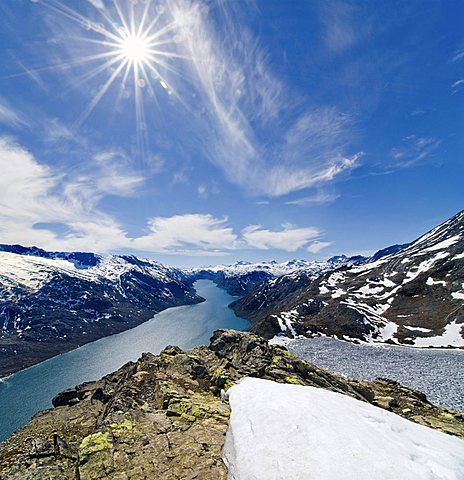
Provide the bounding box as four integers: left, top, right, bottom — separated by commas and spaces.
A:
413, 321, 464, 347
403, 251, 450, 284
423, 235, 461, 252
223, 378, 464, 480
403, 325, 433, 333
355, 284, 384, 296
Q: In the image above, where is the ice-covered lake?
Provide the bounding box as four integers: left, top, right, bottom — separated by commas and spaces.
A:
288, 336, 464, 412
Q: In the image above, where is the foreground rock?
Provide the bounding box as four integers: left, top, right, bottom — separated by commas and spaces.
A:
0, 330, 463, 479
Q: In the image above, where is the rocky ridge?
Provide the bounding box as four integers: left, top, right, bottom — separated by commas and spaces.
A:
232, 211, 464, 346
0, 330, 462, 479
0, 246, 202, 377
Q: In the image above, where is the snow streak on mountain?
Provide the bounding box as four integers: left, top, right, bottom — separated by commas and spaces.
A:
232, 211, 464, 347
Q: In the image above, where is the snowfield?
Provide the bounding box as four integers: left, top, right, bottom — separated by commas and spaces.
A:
223, 378, 464, 480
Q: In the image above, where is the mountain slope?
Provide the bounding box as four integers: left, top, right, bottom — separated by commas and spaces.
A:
0, 246, 202, 376
232, 211, 464, 347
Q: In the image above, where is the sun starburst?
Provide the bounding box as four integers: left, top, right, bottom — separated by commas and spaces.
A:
27, 0, 184, 155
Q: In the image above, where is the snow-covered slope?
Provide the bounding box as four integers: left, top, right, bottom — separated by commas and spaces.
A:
224, 377, 464, 480
232, 211, 464, 346
0, 245, 201, 376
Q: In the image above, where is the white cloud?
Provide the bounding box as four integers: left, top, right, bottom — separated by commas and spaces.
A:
133, 214, 238, 253
242, 224, 320, 251
0, 98, 28, 129
0, 137, 329, 256
451, 79, 464, 94
285, 191, 340, 207
452, 50, 464, 62
0, 138, 134, 252
43, 118, 77, 144
170, 0, 360, 197
307, 241, 333, 254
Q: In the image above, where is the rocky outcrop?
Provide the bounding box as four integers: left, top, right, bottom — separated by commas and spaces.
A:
0, 330, 462, 479
232, 211, 464, 346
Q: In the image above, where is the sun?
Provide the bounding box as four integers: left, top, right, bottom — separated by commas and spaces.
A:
31, 0, 183, 153
117, 32, 152, 66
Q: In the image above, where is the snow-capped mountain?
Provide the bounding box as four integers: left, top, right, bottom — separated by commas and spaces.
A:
0, 245, 202, 376
231, 211, 464, 347
184, 256, 371, 296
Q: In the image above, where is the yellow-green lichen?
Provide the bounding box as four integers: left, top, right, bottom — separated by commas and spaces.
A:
210, 365, 233, 389
166, 392, 230, 423
109, 418, 135, 437
440, 412, 455, 419
284, 376, 306, 385
79, 431, 111, 456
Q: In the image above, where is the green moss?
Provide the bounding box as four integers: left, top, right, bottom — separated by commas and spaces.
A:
79, 431, 111, 456
165, 391, 230, 423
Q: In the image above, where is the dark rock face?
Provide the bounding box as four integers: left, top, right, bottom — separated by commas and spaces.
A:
232, 211, 464, 346
0, 330, 462, 479
0, 247, 202, 377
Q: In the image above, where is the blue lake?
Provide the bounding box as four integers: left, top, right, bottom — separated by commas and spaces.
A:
0, 280, 248, 442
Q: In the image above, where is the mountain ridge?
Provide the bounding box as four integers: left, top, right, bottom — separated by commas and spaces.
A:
184, 244, 406, 296
231, 211, 464, 347
0, 248, 202, 377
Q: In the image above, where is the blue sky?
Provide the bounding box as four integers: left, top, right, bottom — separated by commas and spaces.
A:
0, 0, 462, 267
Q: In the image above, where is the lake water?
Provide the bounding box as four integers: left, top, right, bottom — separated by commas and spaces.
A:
288, 337, 464, 412
0, 280, 248, 442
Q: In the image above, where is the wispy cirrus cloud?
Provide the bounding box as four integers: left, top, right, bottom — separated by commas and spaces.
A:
452, 50, 464, 62
170, 0, 361, 197
391, 135, 442, 168
285, 190, 340, 207
318, 0, 359, 53
451, 79, 464, 94
0, 97, 29, 129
